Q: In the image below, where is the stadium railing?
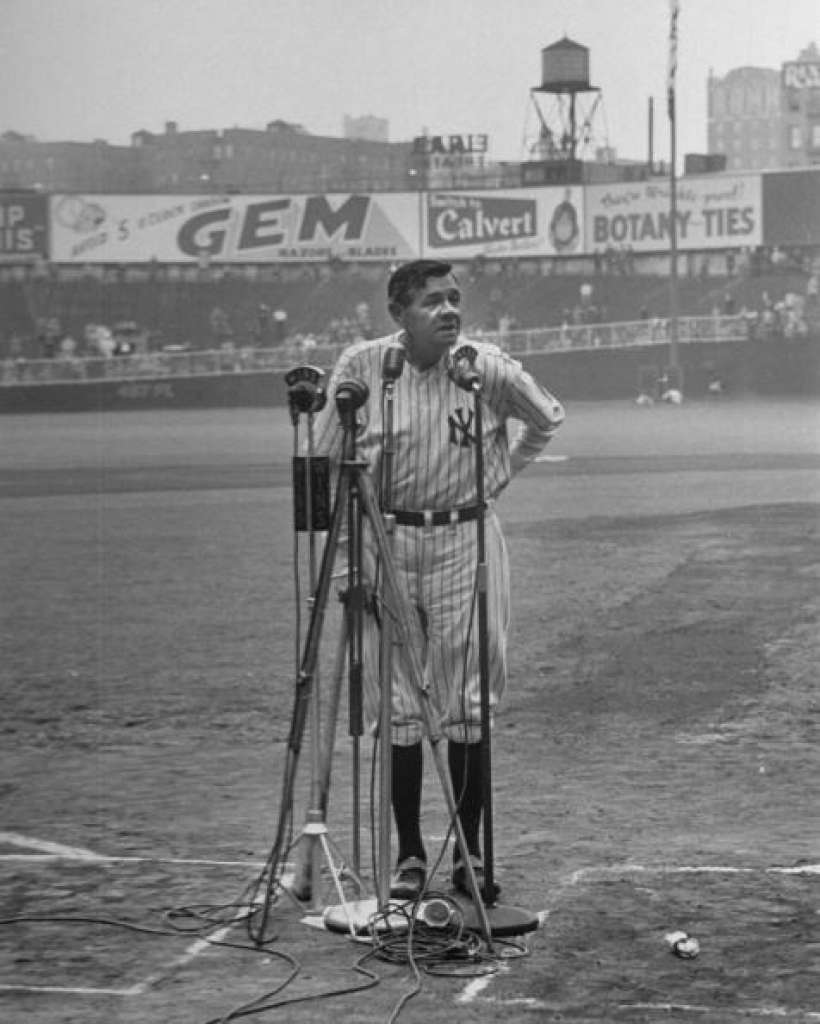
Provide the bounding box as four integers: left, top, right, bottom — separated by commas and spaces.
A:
0, 315, 752, 386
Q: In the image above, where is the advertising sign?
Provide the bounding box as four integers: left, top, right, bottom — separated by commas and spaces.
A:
782, 61, 820, 89
584, 174, 762, 253
49, 192, 421, 263
0, 192, 48, 262
424, 187, 584, 258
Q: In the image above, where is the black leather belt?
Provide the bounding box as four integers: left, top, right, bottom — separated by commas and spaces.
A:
388, 505, 483, 527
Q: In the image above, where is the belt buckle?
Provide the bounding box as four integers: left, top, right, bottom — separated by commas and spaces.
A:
423, 509, 434, 534
449, 508, 459, 533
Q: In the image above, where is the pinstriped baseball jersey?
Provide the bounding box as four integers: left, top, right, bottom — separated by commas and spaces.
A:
313, 330, 564, 744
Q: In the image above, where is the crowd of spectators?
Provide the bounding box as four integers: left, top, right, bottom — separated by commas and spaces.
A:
2, 245, 819, 385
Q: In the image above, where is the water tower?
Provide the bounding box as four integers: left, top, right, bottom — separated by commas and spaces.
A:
522, 36, 607, 184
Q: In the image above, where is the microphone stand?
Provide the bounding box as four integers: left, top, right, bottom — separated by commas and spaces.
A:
376, 349, 402, 910
471, 382, 496, 903
345, 395, 366, 886
455, 354, 539, 938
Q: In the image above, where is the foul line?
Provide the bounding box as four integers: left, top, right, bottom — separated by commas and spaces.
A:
0, 831, 108, 861
0, 853, 267, 868
0, 831, 266, 869
0, 982, 143, 997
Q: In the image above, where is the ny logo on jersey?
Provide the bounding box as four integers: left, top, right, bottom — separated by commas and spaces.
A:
448, 407, 476, 448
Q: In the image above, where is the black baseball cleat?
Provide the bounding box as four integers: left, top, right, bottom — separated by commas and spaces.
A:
389, 856, 427, 901
452, 854, 501, 904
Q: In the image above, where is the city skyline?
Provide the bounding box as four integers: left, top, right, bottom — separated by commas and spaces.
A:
1, 0, 817, 166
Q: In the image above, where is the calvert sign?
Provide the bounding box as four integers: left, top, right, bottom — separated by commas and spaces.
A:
48, 193, 421, 262
585, 174, 762, 252
425, 187, 584, 258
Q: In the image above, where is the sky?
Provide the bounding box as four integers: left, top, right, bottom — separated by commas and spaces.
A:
1, 0, 817, 166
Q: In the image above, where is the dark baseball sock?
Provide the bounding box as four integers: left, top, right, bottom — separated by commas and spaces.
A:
448, 740, 483, 861
392, 741, 425, 864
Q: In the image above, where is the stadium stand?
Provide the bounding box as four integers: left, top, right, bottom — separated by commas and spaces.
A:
1, 259, 815, 359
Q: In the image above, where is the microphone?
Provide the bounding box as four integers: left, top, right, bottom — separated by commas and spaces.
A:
285, 364, 326, 420
381, 344, 405, 383
334, 377, 370, 414
448, 343, 481, 392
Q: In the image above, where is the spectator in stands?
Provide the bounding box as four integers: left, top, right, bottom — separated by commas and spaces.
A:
57, 333, 78, 360
252, 304, 272, 347
354, 301, 373, 340
209, 306, 234, 350
497, 311, 514, 349
806, 271, 818, 310
273, 309, 289, 345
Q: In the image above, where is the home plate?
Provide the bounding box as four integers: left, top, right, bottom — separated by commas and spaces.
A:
535, 454, 568, 463
323, 897, 411, 937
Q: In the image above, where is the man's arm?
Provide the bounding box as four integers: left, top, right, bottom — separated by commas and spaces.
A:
477, 345, 565, 474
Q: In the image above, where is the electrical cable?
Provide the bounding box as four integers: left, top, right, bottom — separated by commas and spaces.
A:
202, 951, 380, 1024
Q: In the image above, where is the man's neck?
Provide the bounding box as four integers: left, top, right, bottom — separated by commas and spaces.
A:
401, 333, 451, 372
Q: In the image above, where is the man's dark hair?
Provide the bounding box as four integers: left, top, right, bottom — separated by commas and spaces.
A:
387, 259, 455, 310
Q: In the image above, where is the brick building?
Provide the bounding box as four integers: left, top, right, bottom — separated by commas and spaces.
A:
708, 42, 820, 171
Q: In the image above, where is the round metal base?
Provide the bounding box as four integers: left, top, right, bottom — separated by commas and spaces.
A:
459, 901, 540, 937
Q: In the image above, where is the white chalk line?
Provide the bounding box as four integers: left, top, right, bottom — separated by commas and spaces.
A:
0, 982, 142, 997
0, 853, 267, 868
0, 830, 267, 868
575, 862, 820, 880
130, 909, 250, 995
0, 831, 291, 998
0, 831, 109, 861
619, 1002, 820, 1019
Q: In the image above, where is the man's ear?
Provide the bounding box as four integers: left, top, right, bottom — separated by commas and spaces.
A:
388, 301, 404, 326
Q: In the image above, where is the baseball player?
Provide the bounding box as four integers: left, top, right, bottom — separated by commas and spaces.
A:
312, 259, 564, 900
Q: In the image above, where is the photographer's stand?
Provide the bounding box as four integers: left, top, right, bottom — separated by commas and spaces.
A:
258, 374, 493, 945
249, 367, 365, 942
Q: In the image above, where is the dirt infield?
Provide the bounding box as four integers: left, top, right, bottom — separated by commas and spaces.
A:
1, 399, 818, 1023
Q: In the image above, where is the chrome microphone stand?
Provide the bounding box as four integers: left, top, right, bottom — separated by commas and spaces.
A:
450, 346, 539, 937
375, 344, 404, 910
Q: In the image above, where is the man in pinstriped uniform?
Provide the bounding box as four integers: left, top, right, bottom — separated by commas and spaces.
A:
312, 259, 564, 901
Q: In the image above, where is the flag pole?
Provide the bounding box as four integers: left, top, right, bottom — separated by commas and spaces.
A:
667, 0, 681, 380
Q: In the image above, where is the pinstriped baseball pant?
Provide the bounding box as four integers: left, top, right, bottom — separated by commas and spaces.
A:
359, 510, 511, 746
